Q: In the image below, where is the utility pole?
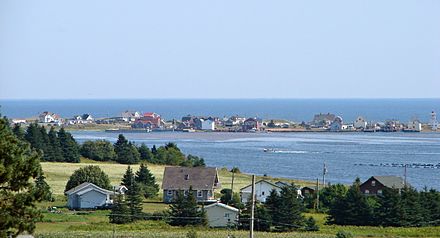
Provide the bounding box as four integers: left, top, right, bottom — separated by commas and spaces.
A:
316, 178, 320, 212
250, 175, 255, 238
230, 169, 235, 205
322, 163, 327, 188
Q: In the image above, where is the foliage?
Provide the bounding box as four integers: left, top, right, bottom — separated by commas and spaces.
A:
122, 166, 144, 222
335, 231, 353, 238
138, 143, 154, 162
80, 140, 115, 161
35, 171, 54, 202
168, 188, 206, 227
304, 217, 319, 231
109, 193, 130, 224
135, 163, 159, 199
0, 116, 45, 237
114, 134, 140, 164
220, 189, 243, 209
327, 178, 373, 226
57, 127, 80, 163
64, 165, 111, 192
186, 229, 198, 238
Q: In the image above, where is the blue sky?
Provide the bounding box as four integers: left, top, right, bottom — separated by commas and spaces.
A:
0, 0, 439, 99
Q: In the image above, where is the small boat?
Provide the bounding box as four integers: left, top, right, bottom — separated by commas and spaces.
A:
263, 148, 275, 152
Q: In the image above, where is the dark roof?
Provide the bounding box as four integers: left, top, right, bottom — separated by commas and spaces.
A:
162, 167, 220, 190
369, 176, 405, 189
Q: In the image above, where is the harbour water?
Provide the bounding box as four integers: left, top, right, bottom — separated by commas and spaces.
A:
71, 130, 440, 190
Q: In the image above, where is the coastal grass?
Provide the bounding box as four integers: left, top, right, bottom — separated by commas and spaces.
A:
41, 161, 314, 195
38, 162, 440, 237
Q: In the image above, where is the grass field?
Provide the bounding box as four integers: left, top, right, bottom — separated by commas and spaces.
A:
37, 161, 440, 238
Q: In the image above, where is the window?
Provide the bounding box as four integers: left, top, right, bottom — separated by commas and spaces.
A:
167, 190, 173, 196
371, 181, 376, 186
378, 189, 383, 195
224, 213, 230, 218
184, 174, 189, 180
365, 189, 370, 194
262, 191, 265, 196
184, 190, 189, 196
197, 190, 203, 197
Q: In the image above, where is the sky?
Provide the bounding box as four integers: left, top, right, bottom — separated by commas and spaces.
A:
0, 0, 439, 99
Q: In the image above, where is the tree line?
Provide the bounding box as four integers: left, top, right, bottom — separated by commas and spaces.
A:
13, 123, 205, 167
300, 178, 440, 227
14, 123, 81, 162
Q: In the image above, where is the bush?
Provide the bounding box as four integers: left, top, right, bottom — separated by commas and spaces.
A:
336, 231, 354, 238
65, 165, 111, 192
304, 217, 319, 231
186, 230, 197, 238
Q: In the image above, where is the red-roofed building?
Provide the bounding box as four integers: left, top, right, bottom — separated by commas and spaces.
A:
132, 112, 162, 129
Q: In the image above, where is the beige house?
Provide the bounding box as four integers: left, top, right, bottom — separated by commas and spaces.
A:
204, 202, 239, 227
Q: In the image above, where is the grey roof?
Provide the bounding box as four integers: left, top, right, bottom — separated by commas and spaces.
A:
372, 176, 405, 189
65, 182, 113, 195
162, 167, 220, 190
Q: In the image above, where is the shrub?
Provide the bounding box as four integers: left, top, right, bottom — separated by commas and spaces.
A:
336, 231, 354, 238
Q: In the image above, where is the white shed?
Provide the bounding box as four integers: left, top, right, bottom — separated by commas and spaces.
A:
204, 202, 239, 227
240, 180, 282, 203
65, 182, 113, 209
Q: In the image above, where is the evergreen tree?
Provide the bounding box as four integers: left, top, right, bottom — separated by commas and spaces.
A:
376, 187, 404, 226
419, 188, 440, 226
138, 143, 154, 162
400, 186, 423, 226
109, 193, 130, 224
121, 166, 143, 221
65, 165, 111, 192
34, 171, 53, 202
24, 123, 45, 152
38, 126, 50, 161
168, 187, 205, 226
135, 164, 159, 199
12, 123, 25, 141
47, 127, 63, 162
114, 135, 140, 164
58, 128, 80, 163
275, 184, 305, 231
265, 189, 282, 223
0, 117, 44, 237
327, 178, 373, 226
151, 145, 158, 155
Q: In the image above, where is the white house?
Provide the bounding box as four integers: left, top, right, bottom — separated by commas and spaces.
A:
204, 202, 239, 227
240, 180, 282, 203
407, 120, 422, 132
65, 182, 113, 209
39, 111, 62, 124
354, 116, 367, 129
121, 111, 141, 122
201, 119, 215, 131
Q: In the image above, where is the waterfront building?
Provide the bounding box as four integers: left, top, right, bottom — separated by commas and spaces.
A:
38, 111, 63, 125
201, 119, 215, 131
407, 119, 422, 132
242, 117, 261, 131
329, 116, 343, 131
121, 110, 141, 122
312, 113, 336, 127
354, 116, 368, 129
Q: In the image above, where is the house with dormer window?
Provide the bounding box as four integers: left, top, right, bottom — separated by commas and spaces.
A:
162, 167, 221, 203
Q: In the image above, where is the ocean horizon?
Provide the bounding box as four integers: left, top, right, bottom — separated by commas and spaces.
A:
1, 98, 439, 123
